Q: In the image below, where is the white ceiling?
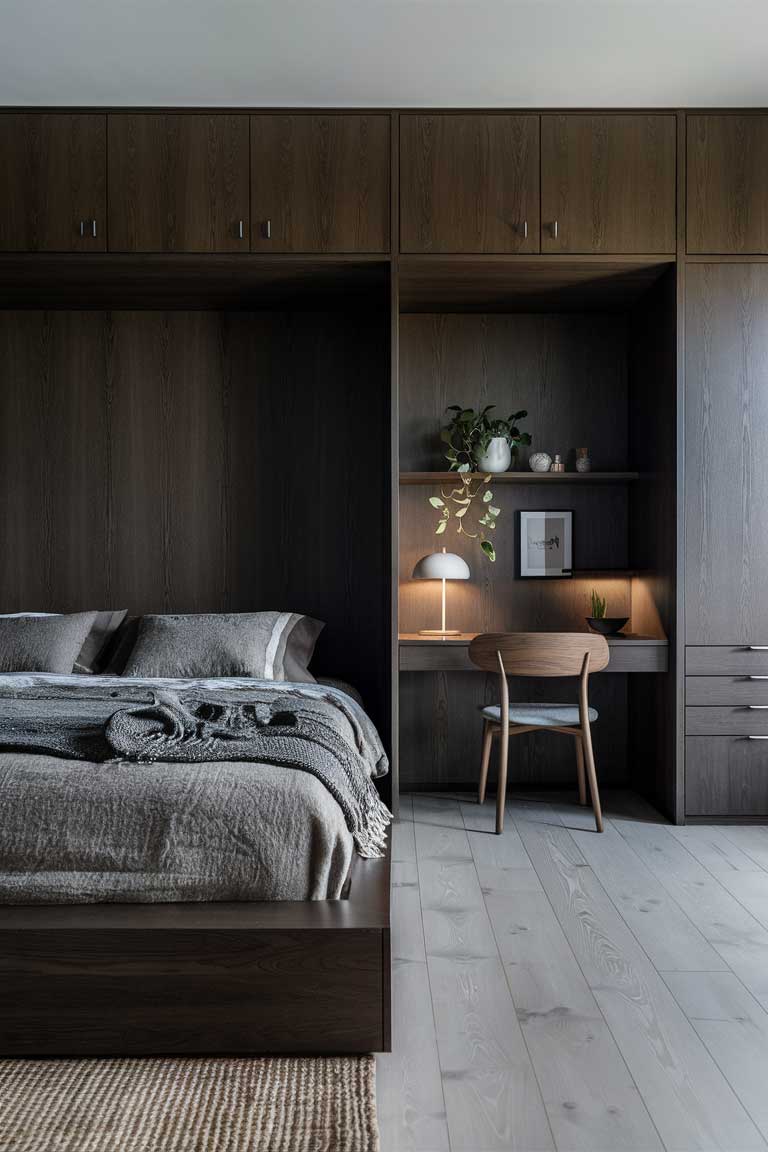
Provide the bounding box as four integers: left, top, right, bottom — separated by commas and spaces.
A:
2, 0, 768, 109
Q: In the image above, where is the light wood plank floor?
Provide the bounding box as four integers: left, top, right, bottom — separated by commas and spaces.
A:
377, 790, 768, 1152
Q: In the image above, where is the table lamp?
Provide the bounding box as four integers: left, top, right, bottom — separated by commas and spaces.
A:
412, 546, 470, 636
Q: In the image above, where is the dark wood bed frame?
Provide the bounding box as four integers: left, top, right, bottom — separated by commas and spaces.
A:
0, 836, 391, 1056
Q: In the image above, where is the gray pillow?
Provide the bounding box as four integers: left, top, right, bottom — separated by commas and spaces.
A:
0, 612, 99, 674
0, 610, 127, 674
121, 612, 324, 681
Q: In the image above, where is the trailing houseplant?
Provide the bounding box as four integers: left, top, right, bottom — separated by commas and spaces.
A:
441, 404, 531, 473
429, 474, 500, 562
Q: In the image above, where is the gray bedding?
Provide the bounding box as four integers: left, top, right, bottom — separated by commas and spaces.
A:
0, 674, 389, 904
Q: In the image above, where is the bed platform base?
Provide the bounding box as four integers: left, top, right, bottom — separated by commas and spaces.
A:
0, 839, 390, 1056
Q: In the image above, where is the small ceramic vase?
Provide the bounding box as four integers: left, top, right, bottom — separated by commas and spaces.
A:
576, 447, 592, 473
475, 436, 512, 473
529, 452, 552, 473
550, 454, 565, 473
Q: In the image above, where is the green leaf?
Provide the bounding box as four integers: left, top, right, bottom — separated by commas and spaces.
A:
428, 496, 445, 508
482, 489, 493, 503
489, 506, 500, 516
481, 540, 496, 562
435, 520, 447, 535
458, 463, 470, 473
455, 507, 468, 518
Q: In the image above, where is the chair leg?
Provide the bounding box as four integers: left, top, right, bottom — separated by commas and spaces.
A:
496, 723, 509, 834
581, 723, 603, 832
575, 736, 587, 806
478, 720, 493, 805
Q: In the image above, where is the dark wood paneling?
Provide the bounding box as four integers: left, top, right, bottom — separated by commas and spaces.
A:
108, 115, 250, 252
0, 308, 390, 745
687, 115, 768, 253
399, 312, 628, 471
686, 737, 768, 817
399, 670, 627, 791
541, 115, 676, 254
398, 256, 673, 313
250, 114, 390, 254
685, 264, 768, 645
627, 267, 678, 819
0, 113, 106, 252
400, 115, 539, 254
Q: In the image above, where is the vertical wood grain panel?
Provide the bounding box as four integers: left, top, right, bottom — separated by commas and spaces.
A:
250, 114, 390, 253
0, 114, 106, 252
108, 115, 250, 252
687, 115, 768, 254
541, 115, 676, 254
400, 115, 540, 254
685, 264, 768, 644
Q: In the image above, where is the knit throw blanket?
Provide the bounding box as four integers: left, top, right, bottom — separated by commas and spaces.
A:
0, 682, 391, 859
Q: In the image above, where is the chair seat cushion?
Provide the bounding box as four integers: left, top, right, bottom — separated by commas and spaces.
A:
480, 703, 598, 726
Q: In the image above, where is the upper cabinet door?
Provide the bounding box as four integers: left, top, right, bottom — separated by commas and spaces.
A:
687, 115, 768, 254
0, 114, 106, 252
541, 115, 676, 254
400, 115, 539, 254
250, 115, 390, 253
685, 264, 768, 644
108, 115, 249, 252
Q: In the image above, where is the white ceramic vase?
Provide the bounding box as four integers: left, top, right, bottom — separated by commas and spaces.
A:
529, 452, 552, 473
475, 436, 512, 473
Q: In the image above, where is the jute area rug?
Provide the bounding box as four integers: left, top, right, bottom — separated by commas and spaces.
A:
0, 1054, 379, 1152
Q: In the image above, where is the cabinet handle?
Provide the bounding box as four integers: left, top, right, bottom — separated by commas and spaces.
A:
747, 735, 768, 740
79, 220, 85, 237
552, 220, 559, 239
238, 220, 244, 240
748, 705, 768, 709
522, 220, 528, 239
91, 219, 97, 239
749, 676, 768, 680
262, 219, 271, 240
748, 646, 768, 650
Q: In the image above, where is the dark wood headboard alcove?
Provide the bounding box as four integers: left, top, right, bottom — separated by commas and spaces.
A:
0, 279, 392, 768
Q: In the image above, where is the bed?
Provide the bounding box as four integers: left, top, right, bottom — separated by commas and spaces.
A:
0, 668, 392, 1056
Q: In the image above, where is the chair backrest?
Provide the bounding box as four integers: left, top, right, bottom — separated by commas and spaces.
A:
469, 632, 610, 677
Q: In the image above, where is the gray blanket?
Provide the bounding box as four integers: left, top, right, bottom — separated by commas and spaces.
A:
0, 674, 390, 904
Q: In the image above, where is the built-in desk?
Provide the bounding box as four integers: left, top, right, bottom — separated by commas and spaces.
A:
399, 633, 669, 674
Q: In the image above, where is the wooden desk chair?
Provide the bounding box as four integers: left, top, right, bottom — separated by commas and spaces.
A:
468, 632, 610, 834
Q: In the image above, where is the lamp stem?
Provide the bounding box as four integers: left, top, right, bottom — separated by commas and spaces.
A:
441, 578, 447, 633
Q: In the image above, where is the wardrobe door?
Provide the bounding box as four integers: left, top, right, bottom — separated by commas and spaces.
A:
0, 114, 106, 252
685, 263, 768, 645
108, 115, 250, 252
688, 115, 768, 253
400, 114, 539, 254
541, 114, 676, 254
250, 115, 390, 253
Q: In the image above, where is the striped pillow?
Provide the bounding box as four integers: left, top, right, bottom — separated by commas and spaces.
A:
120, 612, 324, 682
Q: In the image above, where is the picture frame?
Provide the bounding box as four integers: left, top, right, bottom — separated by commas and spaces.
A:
518, 510, 573, 578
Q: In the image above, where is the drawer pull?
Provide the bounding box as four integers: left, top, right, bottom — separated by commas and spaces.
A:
748, 646, 768, 651
747, 735, 768, 740
749, 676, 768, 680
748, 705, 768, 709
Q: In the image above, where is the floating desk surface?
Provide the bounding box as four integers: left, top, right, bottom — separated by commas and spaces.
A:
399, 633, 668, 673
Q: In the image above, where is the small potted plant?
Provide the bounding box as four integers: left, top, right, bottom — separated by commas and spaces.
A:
587, 589, 629, 636
442, 405, 531, 474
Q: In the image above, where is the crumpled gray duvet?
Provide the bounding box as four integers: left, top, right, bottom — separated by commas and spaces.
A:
0, 673, 389, 904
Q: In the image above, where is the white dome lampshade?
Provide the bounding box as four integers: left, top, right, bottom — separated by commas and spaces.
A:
412, 546, 470, 636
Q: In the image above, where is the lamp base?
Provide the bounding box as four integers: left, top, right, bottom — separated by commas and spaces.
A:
418, 628, 462, 636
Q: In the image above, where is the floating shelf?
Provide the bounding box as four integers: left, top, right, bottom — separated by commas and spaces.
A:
399, 471, 640, 484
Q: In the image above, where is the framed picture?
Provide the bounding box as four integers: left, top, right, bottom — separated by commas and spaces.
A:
518, 510, 573, 577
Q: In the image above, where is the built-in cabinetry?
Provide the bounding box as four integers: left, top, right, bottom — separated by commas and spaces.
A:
0, 114, 106, 251
687, 115, 768, 253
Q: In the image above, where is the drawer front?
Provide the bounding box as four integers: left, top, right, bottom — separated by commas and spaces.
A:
687, 736, 768, 816
686, 646, 768, 676
686, 707, 768, 737
687, 676, 768, 706
399, 644, 474, 672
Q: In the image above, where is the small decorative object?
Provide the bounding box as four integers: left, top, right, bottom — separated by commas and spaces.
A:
412, 547, 471, 635
529, 452, 552, 473
587, 587, 629, 635
518, 510, 573, 577
429, 473, 500, 561
576, 447, 592, 474
550, 454, 565, 473
441, 405, 531, 473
